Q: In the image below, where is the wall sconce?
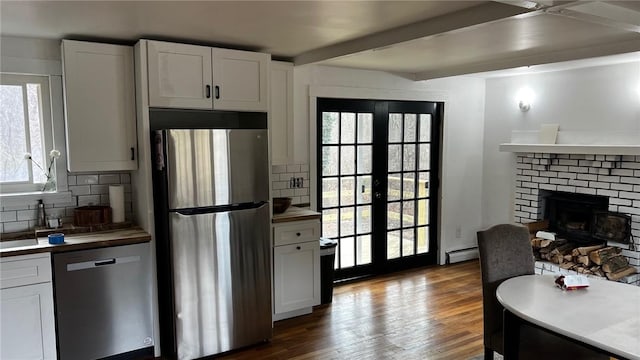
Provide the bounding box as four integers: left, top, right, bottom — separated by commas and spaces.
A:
516, 87, 534, 112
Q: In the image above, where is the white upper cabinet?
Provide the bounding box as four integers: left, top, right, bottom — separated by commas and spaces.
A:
62, 40, 137, 172
270, 61, 294, 165
212, 48, 269, 112
147, 41, 213, 109
146, 40, 269, 112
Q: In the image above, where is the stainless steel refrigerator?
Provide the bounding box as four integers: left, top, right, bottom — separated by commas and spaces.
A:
152, 125, 271, 360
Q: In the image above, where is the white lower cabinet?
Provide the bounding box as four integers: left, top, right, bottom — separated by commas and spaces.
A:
0, 253, 56, 360
272, 220, 320, 320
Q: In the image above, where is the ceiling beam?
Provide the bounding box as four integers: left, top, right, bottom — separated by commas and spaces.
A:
412, 38, 640, 80
293, 2, 534, 66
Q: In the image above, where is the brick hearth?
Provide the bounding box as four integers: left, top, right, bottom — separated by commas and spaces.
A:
513, 153, 640, 285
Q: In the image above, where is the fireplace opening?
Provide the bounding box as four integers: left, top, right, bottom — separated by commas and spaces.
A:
544, 191, 608, 245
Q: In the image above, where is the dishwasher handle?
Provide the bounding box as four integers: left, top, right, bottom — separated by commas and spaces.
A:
66, 255, 140, 272
95, 259, 116, 266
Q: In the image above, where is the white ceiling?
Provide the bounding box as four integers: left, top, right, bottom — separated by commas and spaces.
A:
2, 1, 640, 80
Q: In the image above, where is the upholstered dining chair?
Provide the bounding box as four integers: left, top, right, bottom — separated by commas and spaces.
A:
477, 224, 608, 360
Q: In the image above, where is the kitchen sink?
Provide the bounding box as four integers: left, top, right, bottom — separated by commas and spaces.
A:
0, 238, 38, 249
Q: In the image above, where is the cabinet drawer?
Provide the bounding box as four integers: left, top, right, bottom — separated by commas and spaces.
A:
0, 253, 52, 289
273, 220, 320, 247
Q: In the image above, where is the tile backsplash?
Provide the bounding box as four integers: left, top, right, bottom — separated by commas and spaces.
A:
0, 172, 132, 234
271, 163, 310, 205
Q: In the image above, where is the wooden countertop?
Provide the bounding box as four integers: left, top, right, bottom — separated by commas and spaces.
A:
272, 206, 321, 223
0, 227, 151, 257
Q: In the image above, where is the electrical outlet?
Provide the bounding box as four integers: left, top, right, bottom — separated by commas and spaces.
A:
455, 226, 462, 239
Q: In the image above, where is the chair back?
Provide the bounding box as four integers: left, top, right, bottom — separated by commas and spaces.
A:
477, 224, 535, 350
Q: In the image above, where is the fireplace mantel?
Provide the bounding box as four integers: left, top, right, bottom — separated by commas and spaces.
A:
499, 143, 640, 155
499, 130, 640, 155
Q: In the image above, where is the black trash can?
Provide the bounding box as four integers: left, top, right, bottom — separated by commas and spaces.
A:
320, 237, 338, 304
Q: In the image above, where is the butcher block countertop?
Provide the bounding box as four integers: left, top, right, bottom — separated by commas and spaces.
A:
272, 206, 321, 223
0, 227, 151, 257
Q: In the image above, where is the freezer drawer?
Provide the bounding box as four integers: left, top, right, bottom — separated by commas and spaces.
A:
53, 243, 154, 360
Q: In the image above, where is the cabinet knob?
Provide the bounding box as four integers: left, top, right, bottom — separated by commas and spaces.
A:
215, 85, 220, 99
296, 232, 301, 236
205, 85, 211, 98
296, 246, 301, 250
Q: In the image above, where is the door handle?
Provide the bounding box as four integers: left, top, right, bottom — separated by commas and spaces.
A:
205, 85, 211, 98
215, 86, 220, 99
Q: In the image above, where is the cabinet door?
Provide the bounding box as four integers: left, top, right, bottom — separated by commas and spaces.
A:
270, 61, 293, 165
62, 40, 137, 171
0, 283, 56, 360
147, 40, 213, 109
273, 241, 320, 314
212, 48, 269, 112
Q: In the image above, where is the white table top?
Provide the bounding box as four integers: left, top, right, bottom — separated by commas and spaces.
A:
497, 275, 640, 360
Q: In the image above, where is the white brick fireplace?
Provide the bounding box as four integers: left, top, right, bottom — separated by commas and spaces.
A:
513, 153, 640, 285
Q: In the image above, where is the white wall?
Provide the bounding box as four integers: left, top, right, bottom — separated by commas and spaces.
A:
483, 62, 640, 227
294, 65, 486, 264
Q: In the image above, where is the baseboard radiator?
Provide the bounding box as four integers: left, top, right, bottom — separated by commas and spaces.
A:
446, 248, 479, 264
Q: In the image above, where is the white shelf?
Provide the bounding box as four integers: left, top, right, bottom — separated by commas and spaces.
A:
499, 143, 640, 155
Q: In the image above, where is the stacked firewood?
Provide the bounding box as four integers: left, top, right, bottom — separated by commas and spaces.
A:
531, 239, 637, 281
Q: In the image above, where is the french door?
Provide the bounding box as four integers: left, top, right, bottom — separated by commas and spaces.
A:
317, 98, 442, 280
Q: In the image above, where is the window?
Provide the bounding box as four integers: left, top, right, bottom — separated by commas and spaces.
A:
0, 73, 55, 193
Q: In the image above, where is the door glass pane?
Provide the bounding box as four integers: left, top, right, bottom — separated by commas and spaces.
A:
322, 209, 338, 238
322, 147, 338, 176
356, 175, 372, 204
322, 177, 339, 207
341, 112, 355, 144
356, 205, 371, 234
388, 175, 401, 202
387, 230, 400, 259
417, 226, 429, 254
388, 145, 401, 172
388, 114, 402, 143
340, 207, 355, 237
322, 112, 339, 144
402, 228, 415, 256
418, 144, 430, 170
340, 236, 355, 268
387, 202, 401, 230
404, 114, 417, 142
356, 235, 372, 265
357, 113, 372, 143
340, 146, 355, 175
419, 114, 431, 142
340, 176, 355, 206
402, 173, 415, 200
357, 145, 372, 174
402, 201, 415, 228
417, 199, 429, 226
403, 144, 415, 171
418, 172, 430, 198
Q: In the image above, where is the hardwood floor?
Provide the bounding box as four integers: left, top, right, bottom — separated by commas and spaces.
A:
219, 260, 484, 360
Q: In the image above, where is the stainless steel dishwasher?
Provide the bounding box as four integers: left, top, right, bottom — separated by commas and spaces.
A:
53, 242, 154, 360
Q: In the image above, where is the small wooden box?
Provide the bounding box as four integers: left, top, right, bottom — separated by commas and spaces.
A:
73, 206, 112, 226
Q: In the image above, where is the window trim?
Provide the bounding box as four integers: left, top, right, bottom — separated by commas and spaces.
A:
0, 72, 68, 197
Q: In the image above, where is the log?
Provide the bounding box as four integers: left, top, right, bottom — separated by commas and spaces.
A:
589, 247, 622, 265
550, 243, 575, 256
577, 244, 605, 256
563, 254, 573, 262
602, 255, 629, 274
560, 262, 576, 270
605, 266, 637, 281
525, 220, 549, 234
576, 255, 590, 267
